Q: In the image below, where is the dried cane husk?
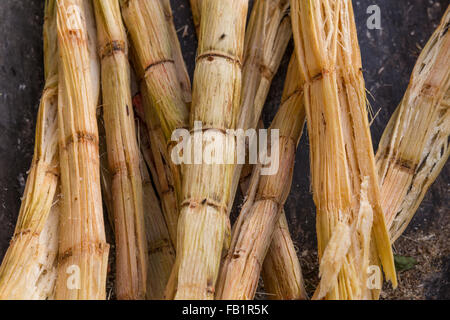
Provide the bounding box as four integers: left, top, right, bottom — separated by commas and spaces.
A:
291, 0, 397, 299
376, 7, 450, 242
0, 0, 59, 300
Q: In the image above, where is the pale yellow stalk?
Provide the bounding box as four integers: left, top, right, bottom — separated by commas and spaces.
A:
291, 0, 396, 299
55, 0, 109, 300
0, 0, 59, 300
376, 6, 450, 242
94, 0, 147, 300
174, 0, 249, 300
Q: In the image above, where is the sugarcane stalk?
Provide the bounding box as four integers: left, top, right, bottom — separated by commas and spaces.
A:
217, 55, 307, 299
262, 212, 307, 299
376, 6, 450, 242
54, 0, 109, 300
192, 0, 305, 300
238, 132, 306, 300
291, 0, 397, 300
0, 0, 59, 300
174, 0, 249, 300
120, 0, 191, 245
93, 0, 147, 300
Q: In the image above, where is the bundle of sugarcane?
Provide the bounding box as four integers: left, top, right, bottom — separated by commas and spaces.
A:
217, 55, 307, 300
0, 0, 59, 300
93, 0, 147, 300
120, 0, 191, 245
376, 6, 450, 242
191, 0, 306, 300
290, 0, 397, 299
173, 0, 249, 300
54, 0, 109, 300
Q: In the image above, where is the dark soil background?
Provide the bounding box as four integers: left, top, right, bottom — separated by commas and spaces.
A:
0, 0, 448, 300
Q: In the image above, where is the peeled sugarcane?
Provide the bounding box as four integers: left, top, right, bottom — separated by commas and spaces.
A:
174, 0, 249, 300
55, 0, 109, 300
217, 55, 307, 300
93, 0, 147, 300
291, 0, 397, 300
0, 0, 59, 300
376, 6, 450, 242
192, 0, 305, 300
120, 0, 191, 245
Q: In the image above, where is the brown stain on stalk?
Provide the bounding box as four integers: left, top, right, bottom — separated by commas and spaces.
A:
100, 40, 126, 60
63, 131, 99, 150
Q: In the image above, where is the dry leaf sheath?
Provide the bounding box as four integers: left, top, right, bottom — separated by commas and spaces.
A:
217, 56, 306, 300
377, 6, 450, 242
120, 0, 191, 245
174, 0, 249, 300
0, 0, 59, 300
54, 0, 109, 300
291, 0, 397, 299
93, 0, 147, 300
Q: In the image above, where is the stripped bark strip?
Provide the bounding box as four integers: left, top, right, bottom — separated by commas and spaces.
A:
376, 6, 450, 242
